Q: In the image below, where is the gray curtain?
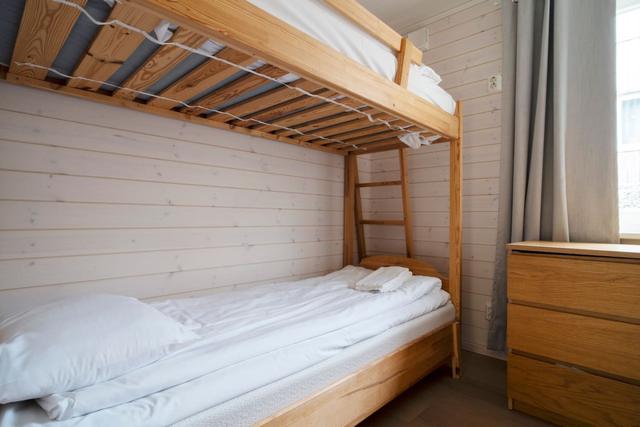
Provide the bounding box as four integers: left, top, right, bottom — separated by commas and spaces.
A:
488, 0, 619, 351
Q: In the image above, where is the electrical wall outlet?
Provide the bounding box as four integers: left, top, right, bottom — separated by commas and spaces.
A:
488, 74, 502, 92
485, 302, 493, 321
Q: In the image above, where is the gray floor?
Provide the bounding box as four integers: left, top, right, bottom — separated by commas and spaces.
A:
359, 351, 551, 427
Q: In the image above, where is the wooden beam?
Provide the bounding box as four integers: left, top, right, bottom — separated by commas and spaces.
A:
10, 0, 86, 80
449, 101, 463, 322
351, 141, 405, 155
208, 79, 322, 123
347, 132, 444, 153
130, 0, 459, 139
182, 64, 288, 115
252, 98, 363, 133
353, 155, 366, 261
233, 90, 336, 128
357, 180, 401, 188
277, 107, 374, 138
399, 148, 414, 257
360, 219, 404, 226
343, 127, 418, 145
323, 0, 402, 51
343, 153, 356, 266
394, 37, 412, 88
5, 72, 345, 156
114, 27, 207, 100
302, 113, 401, 143
68, 3, 160, 91
147, 47, 254, 109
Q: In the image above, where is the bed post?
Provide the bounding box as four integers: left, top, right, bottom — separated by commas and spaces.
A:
343, 153, 356, 266
450, 101, 463, 378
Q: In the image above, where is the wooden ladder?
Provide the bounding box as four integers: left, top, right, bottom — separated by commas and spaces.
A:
344, 148, 414, 263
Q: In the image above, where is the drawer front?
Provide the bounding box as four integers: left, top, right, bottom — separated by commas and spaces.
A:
508, 354, 640, 427
508, 253, 640, 321
508, 304, 640, 381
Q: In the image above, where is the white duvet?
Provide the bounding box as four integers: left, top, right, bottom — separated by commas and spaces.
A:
0, 266, 450, 427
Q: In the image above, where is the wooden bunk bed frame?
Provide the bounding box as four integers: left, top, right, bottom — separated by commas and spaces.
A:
2, 0, 462, 425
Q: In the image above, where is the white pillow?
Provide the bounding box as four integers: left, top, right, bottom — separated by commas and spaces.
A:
353, 266, 413, 292
0, 294, 198, 403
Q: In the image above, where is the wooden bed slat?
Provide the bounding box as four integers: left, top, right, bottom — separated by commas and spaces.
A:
277, 107, 374, 138
130, 0, 459, 139
147, 47, 254, 109
252, 98, 363, 133
301, 113, 398, 143
348, 138, 406, 153
207, 79, 322, 123
10, 0, 86, 80
68, 3, 160, 91
114, 27, 207, 100
231, 88, 336, 128
344, 127, 418, 146
181, 64, 288, 115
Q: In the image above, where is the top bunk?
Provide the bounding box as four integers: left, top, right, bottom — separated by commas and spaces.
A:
1, 0, 461, 156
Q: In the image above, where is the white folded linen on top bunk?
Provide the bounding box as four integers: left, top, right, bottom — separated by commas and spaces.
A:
9, 266, 448, 426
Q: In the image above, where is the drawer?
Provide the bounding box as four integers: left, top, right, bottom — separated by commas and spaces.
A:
508, 304, 640, 381
508, 253, 640, 321
508, 354, 640, 427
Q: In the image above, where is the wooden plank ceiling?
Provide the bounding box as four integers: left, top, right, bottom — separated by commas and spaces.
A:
6, 0, 443, 155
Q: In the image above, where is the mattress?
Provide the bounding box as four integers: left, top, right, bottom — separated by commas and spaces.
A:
248, 0, 456, 114
173, 303, 455, 427
0, 266, 452, 427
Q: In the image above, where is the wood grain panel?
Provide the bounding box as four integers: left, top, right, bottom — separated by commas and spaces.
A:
207, 79, 322, 123
10, 0, 86, 79
508, 304, 640, 381
68, 3, 160, 91
508, 354, 640, 427
182, 64, 288, 115
114, 27, 207, 100
0, 81, 343, 314
147, 47, 254, 109
509, 253, 640, 321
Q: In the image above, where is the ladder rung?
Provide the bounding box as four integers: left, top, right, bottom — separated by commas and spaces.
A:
360, 219, 405, 226
357, 180, 402, 188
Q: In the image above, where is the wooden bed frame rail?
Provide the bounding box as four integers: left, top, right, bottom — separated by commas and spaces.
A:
4, 0, 460, 155
258, 255, 461, 427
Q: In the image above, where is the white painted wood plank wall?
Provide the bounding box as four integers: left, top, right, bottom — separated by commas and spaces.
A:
361, 0, 502, 356
0, 81, 347, 315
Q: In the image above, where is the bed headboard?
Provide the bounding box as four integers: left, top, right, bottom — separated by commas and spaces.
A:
359, 255, 449, 291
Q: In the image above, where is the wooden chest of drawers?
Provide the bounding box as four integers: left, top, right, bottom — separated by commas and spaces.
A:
506, 241, 640, 426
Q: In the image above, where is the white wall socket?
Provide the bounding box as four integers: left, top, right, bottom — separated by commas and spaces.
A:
488, 73, 502, 92
485, 302, 493, 321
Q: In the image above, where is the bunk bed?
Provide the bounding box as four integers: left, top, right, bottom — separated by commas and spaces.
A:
0, 0, 463, 425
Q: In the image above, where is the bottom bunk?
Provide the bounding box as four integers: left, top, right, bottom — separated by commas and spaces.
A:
0, 257, 457, 427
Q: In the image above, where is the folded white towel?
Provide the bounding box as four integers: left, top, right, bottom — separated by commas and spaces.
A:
353, 266, 413, 292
